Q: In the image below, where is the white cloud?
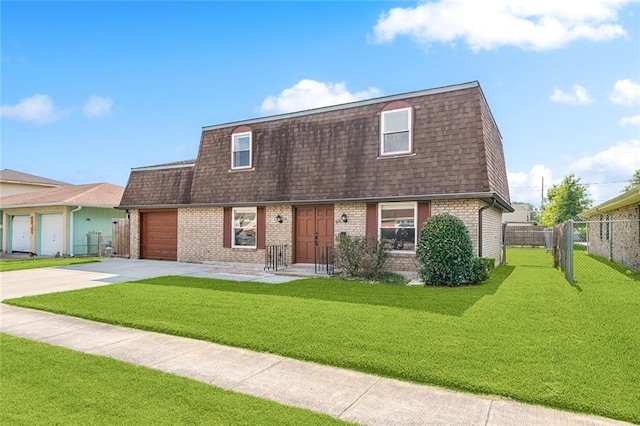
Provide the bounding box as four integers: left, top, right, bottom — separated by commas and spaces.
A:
371, 0, 631, 51
83, 95, 113, 117
549, 84, 594, 105
569, 139, 640, 176
507, 165, 553, 206
260, 80, 382, 115
620, 114, 640, 126
609, 79, 640, 105
0, 94, 61, 124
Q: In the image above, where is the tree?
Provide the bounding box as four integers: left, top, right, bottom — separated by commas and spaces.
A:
622, 169, 640, 192
540, 174, 592, 227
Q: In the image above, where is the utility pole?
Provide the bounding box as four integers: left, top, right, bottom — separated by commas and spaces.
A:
541, 176, 544, 208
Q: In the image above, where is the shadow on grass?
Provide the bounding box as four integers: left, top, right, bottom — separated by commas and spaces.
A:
135, 265, 515, 317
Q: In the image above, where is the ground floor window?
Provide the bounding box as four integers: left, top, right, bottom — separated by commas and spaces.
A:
379, 202, 416, 251
232, 207, 257, 248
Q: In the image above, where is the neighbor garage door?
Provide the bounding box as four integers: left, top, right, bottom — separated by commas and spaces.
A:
11, 216, 30, 253
140, 210, 177, 261
40, 214, 63, 256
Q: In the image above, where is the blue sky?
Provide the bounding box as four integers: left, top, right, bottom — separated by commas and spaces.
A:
2, 1, 639, 208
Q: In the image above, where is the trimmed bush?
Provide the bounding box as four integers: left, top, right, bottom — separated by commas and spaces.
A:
334, 234, 388, 281
417, 213, 477, 286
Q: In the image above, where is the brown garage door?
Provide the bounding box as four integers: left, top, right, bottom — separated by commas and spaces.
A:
141, 210, 177, 261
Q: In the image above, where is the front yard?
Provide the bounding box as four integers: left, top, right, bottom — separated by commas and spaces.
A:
0, 333, 343, 425
4, 249, 639, 423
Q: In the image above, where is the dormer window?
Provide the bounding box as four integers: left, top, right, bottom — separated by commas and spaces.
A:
381, 107, 412, 155
232, 131, 252, 169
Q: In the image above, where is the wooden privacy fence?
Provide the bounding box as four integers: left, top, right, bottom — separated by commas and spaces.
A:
504, 225, 549, 247
111, 218, 130, 258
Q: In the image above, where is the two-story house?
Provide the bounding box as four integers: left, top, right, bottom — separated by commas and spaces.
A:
119, 81, 512, 273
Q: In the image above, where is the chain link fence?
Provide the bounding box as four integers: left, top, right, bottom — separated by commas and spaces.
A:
553, 219, 639, 284
506, 218, 638, 284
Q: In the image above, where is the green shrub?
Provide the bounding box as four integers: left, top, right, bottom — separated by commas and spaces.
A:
334, 234, 388, 281
468, 257, 495, 283
416, 213, 476, 286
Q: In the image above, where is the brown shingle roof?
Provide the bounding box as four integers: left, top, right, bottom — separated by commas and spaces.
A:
0, 169, 69, 186
120, 81, 512, 211
119, 163, 194, 207
0, 183, 124, 208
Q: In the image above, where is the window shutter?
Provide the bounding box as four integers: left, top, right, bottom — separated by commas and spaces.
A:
366, 203, 378, 237
223, 207, 231, 248
417, 201, 431, 240
257, 206, 266, 249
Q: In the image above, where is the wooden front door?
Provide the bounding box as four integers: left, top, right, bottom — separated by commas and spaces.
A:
295, 205, 334, 263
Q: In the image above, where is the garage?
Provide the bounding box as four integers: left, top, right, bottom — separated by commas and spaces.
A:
11, 216, 30, 253
40, 214, 63, 256
140, 210, 177, 261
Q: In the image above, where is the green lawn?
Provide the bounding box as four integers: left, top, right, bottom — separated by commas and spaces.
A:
0, 257, 100, 272
0, 333, 345, 425
5, 249, 639, 423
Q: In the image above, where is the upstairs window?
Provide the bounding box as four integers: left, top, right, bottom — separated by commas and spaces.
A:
232, 132, 252, 169
381, 107, 412, 155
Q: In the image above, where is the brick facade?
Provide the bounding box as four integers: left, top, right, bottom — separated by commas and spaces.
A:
126, 200, 502, 272
586, 205, 640, 270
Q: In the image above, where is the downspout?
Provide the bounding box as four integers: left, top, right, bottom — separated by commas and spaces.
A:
478, 198, 496, 258
69, 206, 82, 257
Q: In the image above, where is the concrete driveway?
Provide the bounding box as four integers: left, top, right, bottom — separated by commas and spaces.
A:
0, 258, 297, 301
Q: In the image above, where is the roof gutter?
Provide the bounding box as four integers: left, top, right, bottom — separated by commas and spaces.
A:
69, 206, 82, 257
117, 192, 513, 211
478, 198, 496, 257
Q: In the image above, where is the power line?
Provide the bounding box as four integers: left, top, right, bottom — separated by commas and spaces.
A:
510, 179, 630, 189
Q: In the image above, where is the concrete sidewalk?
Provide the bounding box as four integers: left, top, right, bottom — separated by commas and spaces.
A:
0, 304, 629, 425
0, 260, 631, 425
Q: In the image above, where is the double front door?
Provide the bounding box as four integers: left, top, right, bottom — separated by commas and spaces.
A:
295, 205, 334, 263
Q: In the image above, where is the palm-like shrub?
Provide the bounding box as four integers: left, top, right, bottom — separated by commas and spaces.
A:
416, 213, 475, 286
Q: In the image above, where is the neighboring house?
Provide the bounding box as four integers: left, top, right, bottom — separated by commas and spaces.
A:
0, 169, 69, 197
502, 202, 534, 224
0, 169, 70, 246
580, 186, 640, 270
0, 183, 126, 256
119, 81, 512, 272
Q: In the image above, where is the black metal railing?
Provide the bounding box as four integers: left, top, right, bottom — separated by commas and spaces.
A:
315, 244, 335, 275
264, 245, 288, 271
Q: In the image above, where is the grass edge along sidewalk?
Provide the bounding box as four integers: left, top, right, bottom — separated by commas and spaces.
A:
0, 257, 100, 272
0, 333, 346, 425
5, 248, 639, 423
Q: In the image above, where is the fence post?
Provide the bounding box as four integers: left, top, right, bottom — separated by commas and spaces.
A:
564, 220, 574, 285
502, 222, 507, 264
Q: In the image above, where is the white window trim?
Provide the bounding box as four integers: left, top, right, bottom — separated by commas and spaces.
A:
232, 206, 257, 249
378, 201, 418, 253
380, 107, 412, 156
231, 131, 252, 170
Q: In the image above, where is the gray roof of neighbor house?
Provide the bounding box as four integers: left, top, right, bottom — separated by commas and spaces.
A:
0, 169, 69, 187
120, 81, 512, 211
0, 183, 124, 209
580, 185, 640, 217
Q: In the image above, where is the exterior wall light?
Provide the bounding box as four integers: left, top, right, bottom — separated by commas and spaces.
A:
276, 214, 283, 223
341, 213, 348, 223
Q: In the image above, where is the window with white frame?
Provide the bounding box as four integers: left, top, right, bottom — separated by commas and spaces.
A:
379, 202, 416, 251
232, 132, 252, 169
232, 207, 257, 248
381, 107, 412, 155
